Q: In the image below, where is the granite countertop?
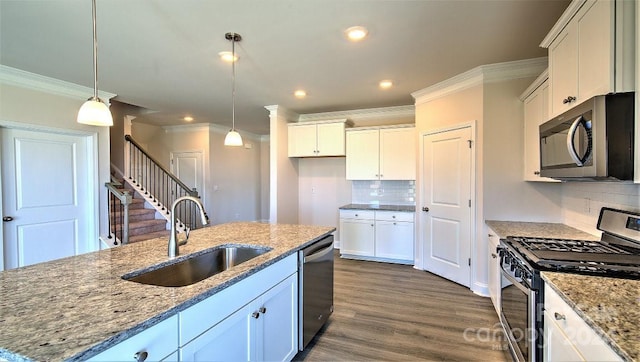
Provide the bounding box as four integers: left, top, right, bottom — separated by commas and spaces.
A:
339, 203, 416, 212
543, 272, 639, 362
485, 220, 637, 361
0, 222, 335, 362
485, 220, 599, 241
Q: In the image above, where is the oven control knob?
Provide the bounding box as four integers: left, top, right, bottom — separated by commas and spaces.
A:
504, 255, 511, 265
510, 263, 516, 272
514, 268, 522, 278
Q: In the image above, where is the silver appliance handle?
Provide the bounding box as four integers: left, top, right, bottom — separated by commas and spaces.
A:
304, 243, 333, 263
500, 267, 529, 294
566, 115, 590, 166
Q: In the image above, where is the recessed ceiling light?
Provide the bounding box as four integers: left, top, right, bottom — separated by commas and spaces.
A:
379, 80, 393, 89
183, 116, 194, 122
294, 90, 307, 98
218, 51, 238, 62
345, 26, 368, 41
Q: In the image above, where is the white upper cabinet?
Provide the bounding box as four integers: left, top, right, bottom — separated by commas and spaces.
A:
346, 126, 416, 180
521, 71, 559, 182
542, 0, 636, 118
288, 119, 349, 157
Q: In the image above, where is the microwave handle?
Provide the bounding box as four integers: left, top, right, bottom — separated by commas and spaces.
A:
566, 115, 590, 166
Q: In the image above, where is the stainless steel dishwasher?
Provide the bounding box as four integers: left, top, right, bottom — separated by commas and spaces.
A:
298, 234, 334, 350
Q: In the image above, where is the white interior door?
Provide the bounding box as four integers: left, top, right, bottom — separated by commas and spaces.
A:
421, 126, 472, 287
171, 151, 204, 197
1, 128, 93, 269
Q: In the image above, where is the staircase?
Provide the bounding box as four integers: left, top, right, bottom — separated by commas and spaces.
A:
111, 182, 170, 243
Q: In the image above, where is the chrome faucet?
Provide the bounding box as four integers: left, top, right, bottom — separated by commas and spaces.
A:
168, 196, 209, 257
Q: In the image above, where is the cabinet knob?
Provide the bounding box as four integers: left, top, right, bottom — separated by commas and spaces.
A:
134, 351, 148, 362
2, 216, 13, 222
534, 171, 540, 175
491, 253, 497, 259
392, 215, 396, 218
252, 312, 260, 319
554, 312, 566, 321
355, 214, 358, 217
422, 207, 429, 212
259, 307, 267, 314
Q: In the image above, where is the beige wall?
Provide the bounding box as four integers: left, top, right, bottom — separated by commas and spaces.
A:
130, 123, 266, 224
0, 83, 111, 247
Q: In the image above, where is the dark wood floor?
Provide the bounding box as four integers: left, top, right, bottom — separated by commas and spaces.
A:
295, 251, 512, 361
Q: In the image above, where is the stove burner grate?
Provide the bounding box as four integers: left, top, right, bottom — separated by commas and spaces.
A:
509, 236, 632, 254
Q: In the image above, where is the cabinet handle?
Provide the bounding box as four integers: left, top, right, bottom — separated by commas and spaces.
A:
491, 253, 497, 259
252, 312, 260, 319
371, 224, 374, 227
534, 171, 540, 175
2, 216, 14, 222
392, 215, 396, 218
259, 307, 267, 314
422, 207, 429, 212
355, 214, 358, 217
562, 96, 577, 104
554, 312, 566, 321
393, 222, 397, 226
488, 234, 494, 237
134, 351, 148, 362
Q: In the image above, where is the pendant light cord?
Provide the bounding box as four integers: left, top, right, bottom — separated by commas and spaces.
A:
231, 33, 236, 131
91, 0, 99, 100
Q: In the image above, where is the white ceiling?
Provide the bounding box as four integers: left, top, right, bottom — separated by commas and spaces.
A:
0, 0, 570, 135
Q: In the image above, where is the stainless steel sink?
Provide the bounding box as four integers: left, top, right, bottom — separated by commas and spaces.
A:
122, 245, 271, 287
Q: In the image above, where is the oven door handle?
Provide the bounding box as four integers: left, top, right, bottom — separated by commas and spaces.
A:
501, 268, 529, 294
566, 115, 592, 167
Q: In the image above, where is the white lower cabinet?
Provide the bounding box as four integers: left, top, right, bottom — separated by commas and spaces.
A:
88, 315, 179, 362
487, 229, 501, 315
339, 209, 414, 264
543, 284, 621, 362
180, 274, 298, 362
89, 254, 298, 362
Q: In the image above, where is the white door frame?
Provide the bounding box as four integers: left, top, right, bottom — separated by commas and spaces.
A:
0, 120, 99, 270
415, 121, 477, 286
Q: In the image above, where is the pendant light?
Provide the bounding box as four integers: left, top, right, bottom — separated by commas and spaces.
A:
77, 0, 113, 126
223, 32, 243, 146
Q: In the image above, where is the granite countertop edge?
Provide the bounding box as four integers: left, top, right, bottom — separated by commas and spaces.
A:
541, 272, 635, 362
339, 203, 416, 212
0, 222, 336, 362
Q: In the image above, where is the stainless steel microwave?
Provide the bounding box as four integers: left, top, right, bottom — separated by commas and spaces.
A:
539, 92, 635, 180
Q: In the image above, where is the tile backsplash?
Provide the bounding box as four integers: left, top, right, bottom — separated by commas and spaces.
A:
562, 182, 640, 235
352, 180, 416, 205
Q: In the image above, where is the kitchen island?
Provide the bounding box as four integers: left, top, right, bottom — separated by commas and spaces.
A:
0, 222, 335, 361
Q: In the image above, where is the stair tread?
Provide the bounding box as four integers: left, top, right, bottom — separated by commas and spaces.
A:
129, 230, 171, 243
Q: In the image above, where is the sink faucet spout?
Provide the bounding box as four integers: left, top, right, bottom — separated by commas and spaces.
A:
169, 196, 209, 257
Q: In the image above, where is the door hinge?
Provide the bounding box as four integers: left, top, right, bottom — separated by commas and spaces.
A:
468, 258, 471, 266
467, 140, 472, 148
468, 199, 471, 207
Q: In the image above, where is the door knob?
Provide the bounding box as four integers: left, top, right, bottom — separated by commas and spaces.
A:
421, 207, 429, 212
3, 216, 14, 222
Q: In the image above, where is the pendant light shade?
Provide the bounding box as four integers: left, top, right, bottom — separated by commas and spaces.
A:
78, 97, 113, 126
224, 32, 243, 147
77, 0, 112, 126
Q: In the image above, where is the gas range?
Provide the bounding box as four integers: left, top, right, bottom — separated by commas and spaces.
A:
500, 208, 640, 280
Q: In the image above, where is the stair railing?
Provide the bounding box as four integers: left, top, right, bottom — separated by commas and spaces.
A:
105, 178, 133, 245
124, 134, 203, 231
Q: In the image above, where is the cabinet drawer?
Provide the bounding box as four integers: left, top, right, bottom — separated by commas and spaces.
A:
88, 315, 179, 362
375, 211, 414, 222
544, 285, 621, 361
179, 253, 297, 346
339, 210, 375, 220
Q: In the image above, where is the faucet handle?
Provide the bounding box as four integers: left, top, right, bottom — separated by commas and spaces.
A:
178, 227, 191, 246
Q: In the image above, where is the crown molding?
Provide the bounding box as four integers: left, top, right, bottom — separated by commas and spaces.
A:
540, 0, 588, 48
264, 105, 299, 121
298, 105, 414, 123
519, 68, 549, 101
412, 57, 548, 105
0, 64, 117, 102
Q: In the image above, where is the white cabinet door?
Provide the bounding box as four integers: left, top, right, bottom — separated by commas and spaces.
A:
346, 129, 379, 180
487, 230, 501, 315
288, 124, 317, 157
549, 26, 578, 117
375, 220, 414, 261
179, 302, 254, 362
339, 218, 375, 256
256, 274, 298, 362
543, 312, 585, 362
576, 0, 612, 101
379, 127, 416, 180
523, 80, 558, 182
316, 122, 346, 156
88, 315, 179, 362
